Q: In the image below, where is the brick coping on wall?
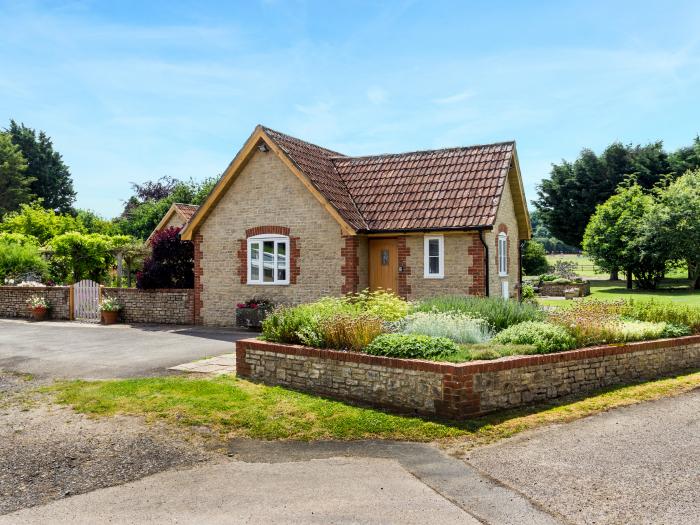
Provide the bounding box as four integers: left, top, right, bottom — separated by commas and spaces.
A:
237, 334, 700, 376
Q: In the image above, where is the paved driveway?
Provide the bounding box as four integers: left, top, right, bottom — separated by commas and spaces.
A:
0, 319, 247, 379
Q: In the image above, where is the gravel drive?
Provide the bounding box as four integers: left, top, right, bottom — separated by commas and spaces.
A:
468, 389, 700, 525
0, 373, 212, 516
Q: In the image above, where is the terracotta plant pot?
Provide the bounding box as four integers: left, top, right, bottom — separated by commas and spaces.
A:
31, 307, 48, 322
101, 310, 119, 325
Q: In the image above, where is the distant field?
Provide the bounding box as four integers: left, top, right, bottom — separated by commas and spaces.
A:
539, 254, 689, 280
538, 279, 700, 307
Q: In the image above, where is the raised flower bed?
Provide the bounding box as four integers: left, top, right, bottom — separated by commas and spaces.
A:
235, 298, 274, 330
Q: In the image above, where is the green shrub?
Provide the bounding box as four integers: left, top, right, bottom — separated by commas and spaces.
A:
539, 273, 558, 282
318, 313, 384, 351
0, 240, 49, 282
414, 295, 545, 332
615, 320, 674, 342
397, 311, 492, 344
493, 321, 576, 354
551, 277, 572, 284
522, 240, 549, 275
621, 300, 700, 334
660, 323, 692, 338
521, 284, 536, 302
346, 289, 410, 321
364, 334, 458, 359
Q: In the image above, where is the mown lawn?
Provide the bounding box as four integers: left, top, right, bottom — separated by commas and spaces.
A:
540, 254, 689, 280
539, 279, 700, 308
46, 372, 700, 444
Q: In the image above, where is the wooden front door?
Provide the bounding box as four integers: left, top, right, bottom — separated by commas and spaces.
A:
369, 238, 398, 292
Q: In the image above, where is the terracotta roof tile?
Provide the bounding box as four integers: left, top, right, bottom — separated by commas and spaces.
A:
262, 127, 514, 233
173, 203, 200, 222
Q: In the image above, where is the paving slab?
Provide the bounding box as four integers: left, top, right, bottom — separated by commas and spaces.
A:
169, 353, 236, 375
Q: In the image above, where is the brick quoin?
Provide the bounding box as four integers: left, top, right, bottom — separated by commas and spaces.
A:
340, 235, 360, 294
237, 226, 300, 285
467, 233, 486, 296
396, 236, 412, 298
193, 232, 204, 324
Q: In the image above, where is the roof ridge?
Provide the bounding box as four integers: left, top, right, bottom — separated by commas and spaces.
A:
331, 140, 515, 162
261, 125, 348, 158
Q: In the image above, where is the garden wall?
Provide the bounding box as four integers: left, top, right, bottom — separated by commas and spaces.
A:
0, 286, 71, 320
236, 336, 700, 418
538, 282, 590, 297
102, 288, 194, 325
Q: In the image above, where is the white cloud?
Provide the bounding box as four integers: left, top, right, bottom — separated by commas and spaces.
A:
433, 90, 474, 105
366, 86, 388, 105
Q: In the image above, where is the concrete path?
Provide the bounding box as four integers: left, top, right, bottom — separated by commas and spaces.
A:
0, 457, 479, 525
0, 319, 248, 379
169, 353, 236, 375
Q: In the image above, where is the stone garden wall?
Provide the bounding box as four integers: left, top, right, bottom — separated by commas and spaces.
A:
237, 336, 700, 418
0, 286, 71, 320
102, 288, 194, 325
538, 282, 590, 297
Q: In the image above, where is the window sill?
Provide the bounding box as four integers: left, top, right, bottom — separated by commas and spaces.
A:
423, 274, 444, 279
498, 273, 508, 277
247, 282, 290, 286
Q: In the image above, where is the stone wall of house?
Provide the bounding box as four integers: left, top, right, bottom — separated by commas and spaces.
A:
198, 149, 346, 326
0, 286, 71, 320
404, 233, 478, 300
102, 288, 194, 325
237, 336, 700, 418
484, 168, 521, 298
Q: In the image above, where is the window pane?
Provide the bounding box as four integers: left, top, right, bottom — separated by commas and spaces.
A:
277, 241, 287, 268
429, 256, 439, 275
250, 242, 260, 261
428, 239, 440, 257
250, 262, 259, 281
277, 268, 286, 281
263, 241, 274, 282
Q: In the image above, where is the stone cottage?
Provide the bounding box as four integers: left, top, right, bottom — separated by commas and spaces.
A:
180, 125, 531, 326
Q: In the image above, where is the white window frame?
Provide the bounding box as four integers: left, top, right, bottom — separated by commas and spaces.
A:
423, 235, 444, 279
498, 232, 508, 276
247, 234, 290, 285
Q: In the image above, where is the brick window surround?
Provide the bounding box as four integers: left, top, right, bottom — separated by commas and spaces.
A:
237, 226, 300, 285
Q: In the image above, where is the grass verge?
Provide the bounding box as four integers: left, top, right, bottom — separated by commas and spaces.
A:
44, 371, 700, 444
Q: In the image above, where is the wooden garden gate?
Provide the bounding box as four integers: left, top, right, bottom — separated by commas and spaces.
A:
71, 279, 101, 321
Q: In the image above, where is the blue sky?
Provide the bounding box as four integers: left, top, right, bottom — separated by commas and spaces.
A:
1, 0, 699, 218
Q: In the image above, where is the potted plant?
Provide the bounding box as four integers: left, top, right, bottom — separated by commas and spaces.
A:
235, 297, 274, 330
99, 296, 122, 325
26, 296, 49, 321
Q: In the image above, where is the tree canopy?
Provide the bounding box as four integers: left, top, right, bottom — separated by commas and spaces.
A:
534, 138, 700, 248
6, 120, 76, 212
0, 132, 33, 216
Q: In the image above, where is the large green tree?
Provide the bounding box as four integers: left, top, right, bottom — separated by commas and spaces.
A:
583, 185, 665, 289
645, 170, 700, 289
0, 202, 84, 244
48, 232, 114, 284
0, 132, 34, 216
7, 120, 76, 212
535, 141, 685, 250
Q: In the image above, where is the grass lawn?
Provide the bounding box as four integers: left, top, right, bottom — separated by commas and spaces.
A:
46, 372, 700, 445
539, 279, 700, 308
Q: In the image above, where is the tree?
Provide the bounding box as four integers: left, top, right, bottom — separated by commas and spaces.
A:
668, 136, 700, 178
118, 176, 217, 239
583, 185, 665, 289
109, 235, 147, 287
0, 132, 34, 216
48, 232, 113, 284
6, 120, 76, 212
137, 227, 193, 289
0, 202, 84, 244
646, 170, 700, 289
535, 141, 683, 250
0, 238, 48, 283
522, 240, 550, 275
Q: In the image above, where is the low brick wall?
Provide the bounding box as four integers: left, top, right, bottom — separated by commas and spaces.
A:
102, 288, 194, 325
0, 286, 71, 320
538, 282, 590, 297
236, 336, 700, 418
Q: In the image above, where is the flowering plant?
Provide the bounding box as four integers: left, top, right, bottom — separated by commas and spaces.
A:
26, 296, 49, 309
99, 297, 122, 312
236, 297, 274, 310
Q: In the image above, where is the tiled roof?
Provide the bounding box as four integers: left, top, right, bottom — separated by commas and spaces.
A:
173, 203, 200, 222
262, 127, 515, 233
